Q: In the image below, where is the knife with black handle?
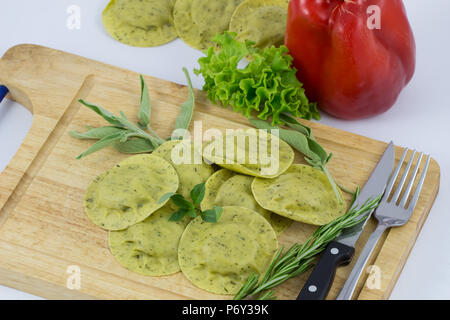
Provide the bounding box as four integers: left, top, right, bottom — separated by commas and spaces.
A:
296, 141, 395, 300
297, 242, 354, 300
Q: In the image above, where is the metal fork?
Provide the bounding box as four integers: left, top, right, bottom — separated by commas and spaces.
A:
336, 148, 431, 300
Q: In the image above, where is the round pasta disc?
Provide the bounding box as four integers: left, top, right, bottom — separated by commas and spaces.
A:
102, 0, 178, 47
203, 130, 294, 178
252, 164, 347, 225
201, 169, 292, 234
230, 0, 289, 49
109, 204, 191, 276
178, 206, 278, 295
153, 140, 215, 199
173, 0, 245, 50
84, 154, 179, 230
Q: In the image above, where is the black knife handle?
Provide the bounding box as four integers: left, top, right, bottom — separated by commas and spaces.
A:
296, 241, 355, 300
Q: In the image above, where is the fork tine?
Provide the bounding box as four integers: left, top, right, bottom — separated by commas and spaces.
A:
384, 148, 408, 200
392, 150, 416, 203
400, 153, 423, 208
407, 155, 431, 211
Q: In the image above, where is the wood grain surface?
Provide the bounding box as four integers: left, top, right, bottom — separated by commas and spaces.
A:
0, 44, 440, 300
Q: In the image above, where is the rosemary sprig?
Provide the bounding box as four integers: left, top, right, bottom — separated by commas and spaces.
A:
233, 194, 381, 300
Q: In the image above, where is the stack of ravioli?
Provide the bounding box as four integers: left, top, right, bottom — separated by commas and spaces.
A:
84, 132, 346, 295
102, 0, 290, 50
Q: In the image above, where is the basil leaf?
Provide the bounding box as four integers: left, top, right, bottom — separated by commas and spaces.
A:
76, 132, 126, 159
113, 138, 155, 154
188, 208, 199, 219
201, 206, 223, 223
158, 192, 178, 204
78, 99, 124, 127
172, 68, 195, 140
170, 194, 195, 210
69, 126, 123, 140
138, 74, 151, 130
190, 182, 206, 207
169, 208, 190, 221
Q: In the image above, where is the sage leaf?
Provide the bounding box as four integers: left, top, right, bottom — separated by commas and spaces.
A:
78, 99, 124, 127
69, 126, 123, 140
306, 139, 329, 164
116, 112, 163, 147
190, 182, 206, 207
249, 118, 321, 162
113, 138, 155, 154
76, 132, 126, 159
201, 206, 223, 223
280, 113, 312, 138
249, 118, 342, 203
172, 67, 195, 140
138, 74, 151, 130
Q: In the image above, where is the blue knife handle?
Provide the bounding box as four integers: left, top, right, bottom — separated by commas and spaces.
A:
297, 241, 355, 300
0, 85, 8, 103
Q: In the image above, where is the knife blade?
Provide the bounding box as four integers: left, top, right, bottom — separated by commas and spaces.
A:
296, 141, 395, 300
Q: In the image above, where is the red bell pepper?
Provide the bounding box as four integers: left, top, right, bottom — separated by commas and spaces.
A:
285, 0, 416, 119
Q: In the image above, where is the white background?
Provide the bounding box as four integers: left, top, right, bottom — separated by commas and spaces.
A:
0, 0, 449, 299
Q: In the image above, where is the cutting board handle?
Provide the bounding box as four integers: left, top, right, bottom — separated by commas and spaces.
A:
0, 44, 90, 222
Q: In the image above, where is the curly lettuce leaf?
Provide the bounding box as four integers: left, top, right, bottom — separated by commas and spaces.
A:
194, 32, 320, 125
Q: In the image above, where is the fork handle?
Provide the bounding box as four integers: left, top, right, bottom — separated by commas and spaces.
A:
336, 223, 388, 300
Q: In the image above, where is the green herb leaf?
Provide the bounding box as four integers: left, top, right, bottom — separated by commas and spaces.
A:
162, 185, 223, 223
138, 74, 151, 130
78, 99, 124, 127
195, 32, 320, 125
172, 68, 195, 140
75, 132, 126, 159
69, 126, 123, 140
188, 209, 199, 219
201, 206, 223, 223
249, 118, 320, 162
249, 118, 342, 203
190, 182, 206, 207
158, 192, 178, 204
279, 113, 312, 138
168, 194, 195, 210
113, 138, 155, 154
169, 208, 190, 221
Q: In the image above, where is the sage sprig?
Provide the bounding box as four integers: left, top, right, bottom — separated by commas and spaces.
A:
172, 68, 196, 140
233, 194, 381, 300
158, 182, 223, 223
249, 118, 342, 203
70, 68, 196, 158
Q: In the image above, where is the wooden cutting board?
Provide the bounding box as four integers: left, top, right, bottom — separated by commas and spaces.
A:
0, 44, 440, 300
